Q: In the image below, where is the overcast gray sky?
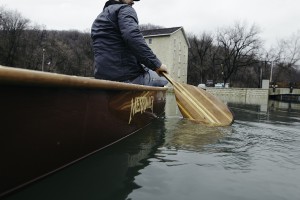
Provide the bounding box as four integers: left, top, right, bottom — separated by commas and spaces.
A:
1, 0, 300, 48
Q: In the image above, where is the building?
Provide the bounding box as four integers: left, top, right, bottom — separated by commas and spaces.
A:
141, 27, 190, 83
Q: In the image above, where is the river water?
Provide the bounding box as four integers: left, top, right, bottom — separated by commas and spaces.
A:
4, 93, 300, 200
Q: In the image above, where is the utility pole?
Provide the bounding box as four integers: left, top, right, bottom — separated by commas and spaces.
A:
221, 64, 224, 86
270, 61, 274, 83
260, 65, 263, 88
42, 49, 45, 71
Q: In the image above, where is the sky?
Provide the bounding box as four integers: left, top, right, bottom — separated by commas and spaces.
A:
1, 0, 300, 48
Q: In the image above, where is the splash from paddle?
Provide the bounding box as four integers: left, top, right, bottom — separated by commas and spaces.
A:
162, 72, 234, 126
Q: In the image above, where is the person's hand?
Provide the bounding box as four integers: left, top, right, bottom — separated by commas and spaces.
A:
155, 64, 168, 76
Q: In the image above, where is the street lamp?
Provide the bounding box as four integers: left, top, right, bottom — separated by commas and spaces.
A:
269, 61, 274, 83
42, 49, 45, 71
221, 64, 224, 87
221, 64, 224, 76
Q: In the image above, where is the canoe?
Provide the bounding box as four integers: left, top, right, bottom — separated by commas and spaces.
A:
0, 65, 167, 197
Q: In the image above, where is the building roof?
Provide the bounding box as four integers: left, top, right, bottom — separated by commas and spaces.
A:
141, 27, 182, 37
141, 27, 190, 48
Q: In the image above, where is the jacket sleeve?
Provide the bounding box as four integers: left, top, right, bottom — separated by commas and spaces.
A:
118, 6, 162, 71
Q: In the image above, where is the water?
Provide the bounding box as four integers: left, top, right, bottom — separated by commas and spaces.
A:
4, 94, 300, 200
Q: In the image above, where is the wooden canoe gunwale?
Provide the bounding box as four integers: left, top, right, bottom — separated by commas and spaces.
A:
0, 65, 168, 91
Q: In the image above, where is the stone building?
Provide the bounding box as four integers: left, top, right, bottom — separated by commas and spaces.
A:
141, 27, 190, 83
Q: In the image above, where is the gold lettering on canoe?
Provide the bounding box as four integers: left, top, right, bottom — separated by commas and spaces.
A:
129, 96, 154, 124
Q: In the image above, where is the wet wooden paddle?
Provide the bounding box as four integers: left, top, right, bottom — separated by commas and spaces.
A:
162, 72, 234, 126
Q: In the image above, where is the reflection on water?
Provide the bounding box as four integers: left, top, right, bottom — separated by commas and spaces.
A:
269, 99, 300, 112
165, 91, 181, 117
4, 93, 300, 200
4, 120, 167, 200
162, 119, 232, 152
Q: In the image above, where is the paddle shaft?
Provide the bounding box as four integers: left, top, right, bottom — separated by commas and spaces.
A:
162, 72, 177, 87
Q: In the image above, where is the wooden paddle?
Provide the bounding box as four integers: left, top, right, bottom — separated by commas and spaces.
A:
162, 72, 234, 126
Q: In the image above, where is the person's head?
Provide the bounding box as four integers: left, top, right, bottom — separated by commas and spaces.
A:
118, 0, 139, 6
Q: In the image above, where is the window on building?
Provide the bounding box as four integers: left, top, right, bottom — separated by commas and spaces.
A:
149, 38, 152, 44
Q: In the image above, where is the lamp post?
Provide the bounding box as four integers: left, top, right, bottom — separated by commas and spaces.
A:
42, 49, 45, 71
221, 64, 224, 87
270, 61, 274, 83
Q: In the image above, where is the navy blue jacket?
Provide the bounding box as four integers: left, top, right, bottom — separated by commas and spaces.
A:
91, 4, 162, 81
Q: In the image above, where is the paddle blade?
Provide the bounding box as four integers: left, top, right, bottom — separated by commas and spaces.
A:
173, 83, 234, 126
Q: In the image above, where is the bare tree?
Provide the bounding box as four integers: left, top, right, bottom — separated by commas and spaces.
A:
0, 6, 30, 66
269, 31, 300, 84
20, 26, 47, 70
139, 23, 164, 31
188, 32, 213, 85
216, 22, 262, 85
277, 31, 300, 65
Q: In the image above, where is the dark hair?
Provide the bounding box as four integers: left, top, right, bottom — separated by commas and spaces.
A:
103, 0, 123, 10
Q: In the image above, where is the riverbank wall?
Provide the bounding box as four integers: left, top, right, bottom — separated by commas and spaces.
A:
167, 87, 269, 105
205, 88, 269, 104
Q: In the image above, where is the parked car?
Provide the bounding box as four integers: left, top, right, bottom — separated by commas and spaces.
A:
206, 80, 214, 87
215, 83, 224, 88
198, 83, 206, 89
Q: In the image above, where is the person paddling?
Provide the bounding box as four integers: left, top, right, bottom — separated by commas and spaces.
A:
91, 0, 168, 86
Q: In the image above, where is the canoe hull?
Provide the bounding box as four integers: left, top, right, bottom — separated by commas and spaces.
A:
0, 66, 166, 196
